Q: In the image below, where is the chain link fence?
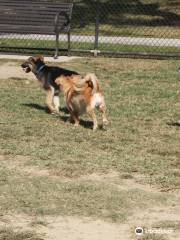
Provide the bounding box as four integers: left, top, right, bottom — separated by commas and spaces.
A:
0, 0, 180, 58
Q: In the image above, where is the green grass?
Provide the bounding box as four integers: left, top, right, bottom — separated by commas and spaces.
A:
73, 23, 180, 39
0, 57, 180, 239
71, 0, 180, 38
0, 38, 179, 56
0, 58, 180, 188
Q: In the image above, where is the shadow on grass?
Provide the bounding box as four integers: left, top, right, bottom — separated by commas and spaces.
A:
80, 119, 93, 129
167, 122, 180, 127
22, 103, 95, 129
22, 103, 47, 112
60, 107, 69, 114
23, 103, 69, 114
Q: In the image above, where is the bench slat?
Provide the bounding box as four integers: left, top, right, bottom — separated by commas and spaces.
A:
0, 0, 73, 6
0, 2, 73, 10
0, 24, 68, 34
0, 15, 67, 22
0, 8, 72, 15
0, 6, 72, 11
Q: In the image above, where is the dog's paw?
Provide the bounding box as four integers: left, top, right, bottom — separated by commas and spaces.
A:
93, 125, 98, 131
50, 110, 60, 115
103, 119, 109, 126
74, 122, 79, 127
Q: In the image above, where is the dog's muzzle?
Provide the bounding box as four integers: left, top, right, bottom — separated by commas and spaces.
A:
21, 63, 31, 73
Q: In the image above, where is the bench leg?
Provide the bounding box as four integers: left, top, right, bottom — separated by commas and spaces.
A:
54, 33, 59, 59
68, 31, 71, 56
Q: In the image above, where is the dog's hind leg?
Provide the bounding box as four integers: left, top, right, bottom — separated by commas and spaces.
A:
98, 104, 108, 127
45, 87, 57, 114
87, 106, 98, 131
69, 111, 80, 127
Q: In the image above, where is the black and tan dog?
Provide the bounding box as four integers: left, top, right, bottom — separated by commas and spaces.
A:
21, 55, 80, 114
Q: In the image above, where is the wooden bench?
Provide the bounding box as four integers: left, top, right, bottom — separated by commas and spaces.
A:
0, 0, 73, 58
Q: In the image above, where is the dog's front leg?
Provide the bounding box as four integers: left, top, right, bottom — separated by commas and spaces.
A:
45, 88, 57, 114
53, 92, 60, 113
98, 105, 108, 126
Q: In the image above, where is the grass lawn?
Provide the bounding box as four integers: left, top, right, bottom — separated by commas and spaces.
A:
71, 0, 180, 39
0, 38, 179, 57
0, 57, 180, 239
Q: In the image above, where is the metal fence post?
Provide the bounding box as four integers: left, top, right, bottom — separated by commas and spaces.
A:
94, 0, 100, 56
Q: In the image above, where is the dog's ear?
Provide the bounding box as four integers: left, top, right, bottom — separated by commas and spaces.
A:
28, 56, 36, 64
36, 55, 44, 62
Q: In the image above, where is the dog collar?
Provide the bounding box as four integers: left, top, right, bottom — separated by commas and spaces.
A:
36, 64, 46, 75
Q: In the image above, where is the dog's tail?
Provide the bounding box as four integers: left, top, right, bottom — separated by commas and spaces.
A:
74, 73, 99, 93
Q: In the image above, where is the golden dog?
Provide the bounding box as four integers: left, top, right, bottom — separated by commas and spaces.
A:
55, 73, 108, 130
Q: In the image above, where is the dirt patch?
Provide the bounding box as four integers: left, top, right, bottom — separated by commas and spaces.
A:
0, 62, 34, 80
0, 155, 51, 178
44, 216, 130, 240
0, 211, 179, 240
80, 171, 164, 194
0, 214, 130, 240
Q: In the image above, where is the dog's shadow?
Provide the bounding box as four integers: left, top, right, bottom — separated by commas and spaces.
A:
23, 103, 46, 111
167, 122, 180, 127
22, 103, 69, 114
22, 103, 94, 129
79, 119, 93, 129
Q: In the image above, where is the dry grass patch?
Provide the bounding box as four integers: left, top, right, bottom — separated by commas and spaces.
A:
0, 228, 43, 240
0, 57, 180, 239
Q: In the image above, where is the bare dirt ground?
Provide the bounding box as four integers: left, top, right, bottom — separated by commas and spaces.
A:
0, 61, 35, 80
0, 214, 130, 240
0, 201, 180, 240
